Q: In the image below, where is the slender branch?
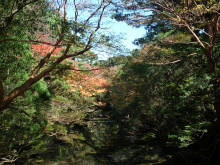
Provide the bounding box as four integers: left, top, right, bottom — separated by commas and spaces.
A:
74, 0, 78, 22
2, 0, 39, 28
164, 40, 210, 46
185, 23, 207, 50
152, 0, 175, 13
0, 45, 71, 111
0, 38, 62, 46
55, 67, 103, 72
210, 15, 220, 47
33, 45, 71, 79
30, 44, 61, 77
63, 0, 68, 21
0, 79, 4, 104
8, 106, 46, 132
0, 0, 109, 111
13, 0, 39, 16
85, 1, 111, 47
66, 46, 91, 58
84, 1, 103, 25
30, 0, 69, 78
146, 53, 197, 65
0, 157, 18, 164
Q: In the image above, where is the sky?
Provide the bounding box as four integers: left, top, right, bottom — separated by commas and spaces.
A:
96, 20, 146, 60
66, 1, 147, 60
109, 21, 146, 50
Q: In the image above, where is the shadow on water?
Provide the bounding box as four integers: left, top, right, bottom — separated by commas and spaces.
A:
21, 110, 119, 165
18, 110, 166, 165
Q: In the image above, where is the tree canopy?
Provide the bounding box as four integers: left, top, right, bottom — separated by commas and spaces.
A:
0, 0, 111, 111
1, 0, 220, 164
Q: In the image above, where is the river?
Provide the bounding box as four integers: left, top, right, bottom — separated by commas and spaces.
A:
20, 110, 165, 165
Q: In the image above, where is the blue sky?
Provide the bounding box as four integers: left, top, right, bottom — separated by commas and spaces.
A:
66, 1, 147, 59
96, 20, 146, 60
95, 20, 146, 60
107, 21, 146, 50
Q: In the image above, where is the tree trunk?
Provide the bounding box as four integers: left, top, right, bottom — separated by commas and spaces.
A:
203, 51, 220, 128
0, 78, 33, 111
206, 56, 220, 128
214, 79, 220, 128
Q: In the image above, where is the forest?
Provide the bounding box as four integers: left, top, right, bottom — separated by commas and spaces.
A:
1, 0, 220, 164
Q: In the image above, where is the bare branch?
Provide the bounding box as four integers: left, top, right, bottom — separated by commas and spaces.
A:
84, 0, 104, 25
73, 0, 78, 22
86, 1, 111, 47
0, 157, 18, 164
146, 53, 197, 65
164, 40, 210, 46
184, 23, 207, 50
151, 0, 174, 13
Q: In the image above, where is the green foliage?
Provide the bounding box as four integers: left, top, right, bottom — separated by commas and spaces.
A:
32, 80, 51, 100
0, 40, 35, 83
108, 0, 220, 161
0, 0, 105, 161
104, 31, 215, 151
0, 108, 46, 157
2, 0, 220, 163
167, 121, 211, 148
142, 133, 156, 140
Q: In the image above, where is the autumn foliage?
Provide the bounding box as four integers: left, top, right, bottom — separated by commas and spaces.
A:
68, 64, 109, 97
31, 34, 64, 57
31, 34, 109, 98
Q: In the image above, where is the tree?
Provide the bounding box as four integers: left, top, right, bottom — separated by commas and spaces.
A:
0, 0, 111, 111
113, 0, 220, 127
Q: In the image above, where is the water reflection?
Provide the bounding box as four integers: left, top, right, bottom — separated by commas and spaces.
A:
21, 109, 166, 165
25, 110, 119, 165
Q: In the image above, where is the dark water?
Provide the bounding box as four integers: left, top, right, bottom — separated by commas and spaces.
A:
24, 111, 121, 165
22, 110, 165, 165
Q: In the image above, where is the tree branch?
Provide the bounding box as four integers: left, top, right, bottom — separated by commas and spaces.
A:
30, 0, 69, 78
0, 38, 62, 46
30, 44, 61, 77
55, 67, 103, 72
0, 79, 4, 104
8, 106, 46, 132
185, 22, 207, 50
146, 53, 197, 65
0, 0, 110, 111
210, 15, 220, 47
1, 0, 39, 29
